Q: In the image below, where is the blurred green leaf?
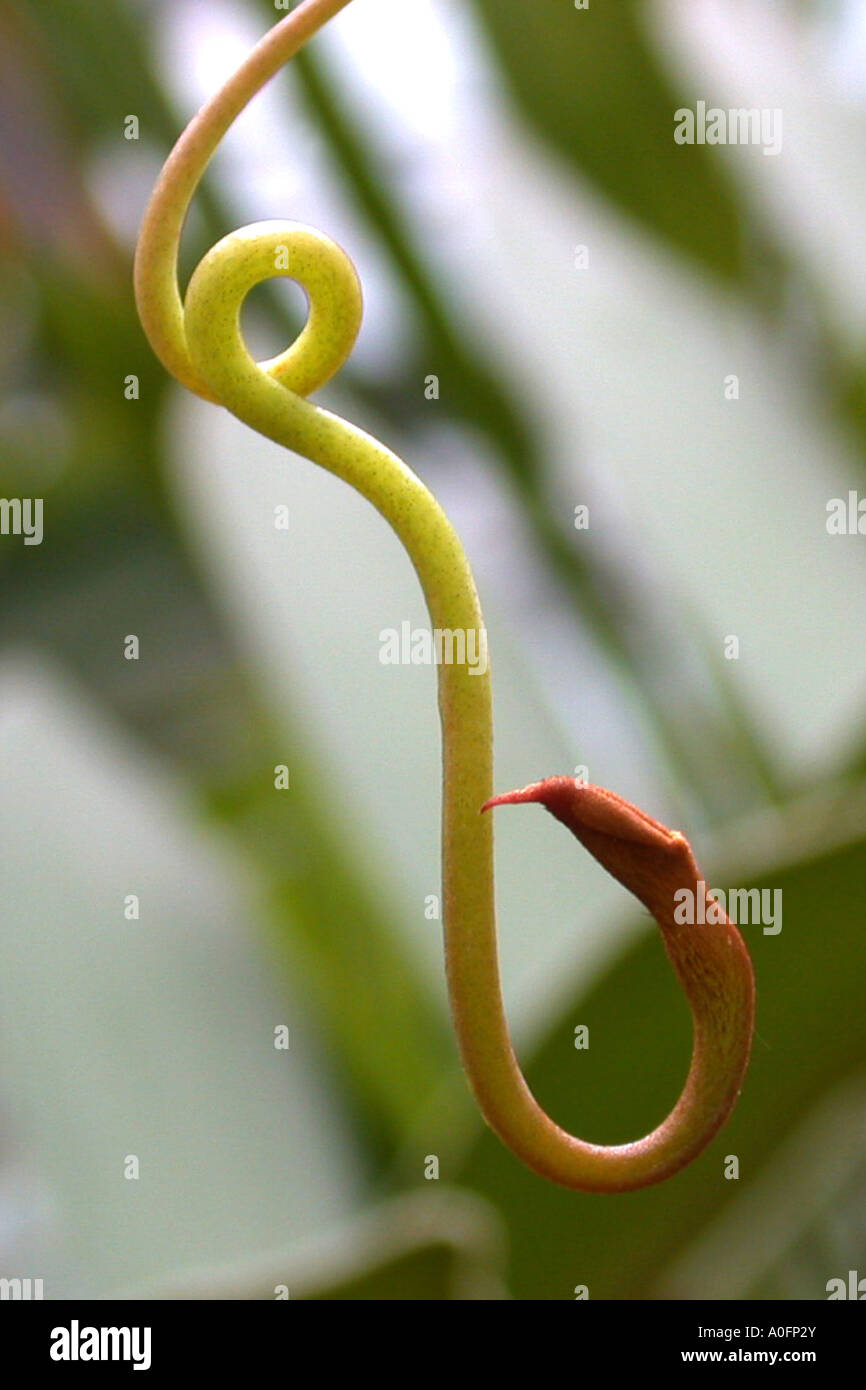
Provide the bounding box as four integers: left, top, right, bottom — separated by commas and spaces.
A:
134, 1191, 508, 1300
0, 684, 366, 1297
0, 485, 452, 1157
471, 0, 755, 284
10, 0, 178, 152
655, 1072, 866, 1298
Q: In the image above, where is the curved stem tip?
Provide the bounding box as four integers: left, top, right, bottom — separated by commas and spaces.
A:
477, 778, 755, 1191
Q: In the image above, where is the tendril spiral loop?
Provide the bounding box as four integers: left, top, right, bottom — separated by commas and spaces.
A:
185, 221, 361, 402
134, 0, 754, 1193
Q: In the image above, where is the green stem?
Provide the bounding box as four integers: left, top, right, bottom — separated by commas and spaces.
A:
134, 0, 754, 1191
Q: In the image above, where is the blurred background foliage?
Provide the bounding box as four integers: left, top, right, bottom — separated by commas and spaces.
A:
1, 0, 866, 1298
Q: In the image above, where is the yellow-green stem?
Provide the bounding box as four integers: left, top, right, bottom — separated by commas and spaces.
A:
134, 0, 754, 1192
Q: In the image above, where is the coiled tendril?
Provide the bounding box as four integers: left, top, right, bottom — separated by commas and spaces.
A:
134, 0, 754, 1192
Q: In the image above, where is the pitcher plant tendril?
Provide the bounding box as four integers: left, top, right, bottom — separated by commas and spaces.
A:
133, 0, 755, 1193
